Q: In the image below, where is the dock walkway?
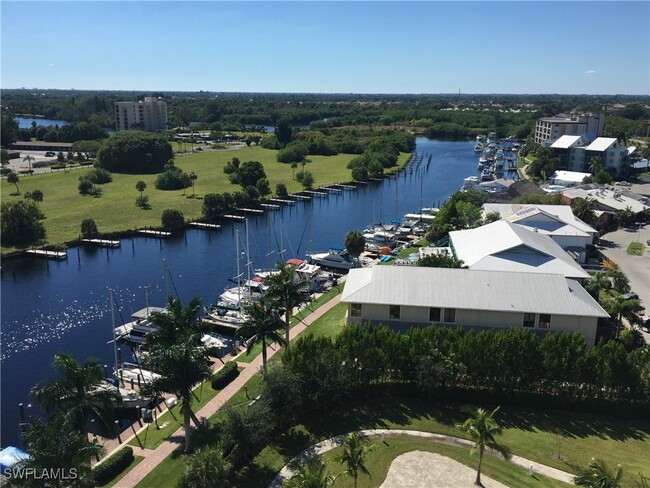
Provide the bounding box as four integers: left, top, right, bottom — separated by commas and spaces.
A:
26, 249, 67, 259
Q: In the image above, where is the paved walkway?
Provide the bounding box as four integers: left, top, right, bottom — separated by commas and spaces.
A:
112, 294, 342, 488
269, 429, 576, 488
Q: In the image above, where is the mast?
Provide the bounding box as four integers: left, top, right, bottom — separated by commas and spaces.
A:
235, 229, 241, 307
109, 288, 120, 387
279, 217, 285, 262
163, 259, 169, 301
144, 286, 149, 315
245, 218, 251, 283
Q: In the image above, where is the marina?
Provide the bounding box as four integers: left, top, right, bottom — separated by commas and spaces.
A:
25, 249, 67, 260
188, 222, 222, 230
1, 138, 476, 446
81, 238, 121, 248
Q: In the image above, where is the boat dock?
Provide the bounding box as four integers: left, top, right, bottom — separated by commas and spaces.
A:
335, 183, 357, 190
222, 214, 247, 221
352, 180, 368, 186
189, 222, 222, 230
269, 198, 295, 205
260, 203, 281, 210
322, 186, 342, 193
290, 193, 311, 201
26, 249, 68, 260
81, 238, 121, 248
237, 207, 264, 214
303, 190, 328, 198
138, 229, 171, 238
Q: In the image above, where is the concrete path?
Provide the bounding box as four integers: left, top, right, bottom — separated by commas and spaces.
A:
269, 429, 576, 488
112, 294, 342, 488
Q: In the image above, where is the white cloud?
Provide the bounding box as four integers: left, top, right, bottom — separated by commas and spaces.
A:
49, 63, 54, 67
585, 70, 596, 75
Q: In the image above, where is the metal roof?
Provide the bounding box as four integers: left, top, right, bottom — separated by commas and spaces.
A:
562, 187, 649, 213
342, 267, 608, 318
584, 137, 617, 152
550, 170, 591, 184
449, 220, 590, 279
551, 135, 583, 149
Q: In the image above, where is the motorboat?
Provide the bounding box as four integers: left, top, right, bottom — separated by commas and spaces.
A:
115, 362, 161, 385
474, 141, 485, 152
307, 248, 357, 270
480, 170, 493, 182
200, 332, 228, 351
114, 306, 166, 345
462, 176, 480, 191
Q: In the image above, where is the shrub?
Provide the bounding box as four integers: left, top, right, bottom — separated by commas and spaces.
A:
93, 446, 134, 485
155, 166, 191, 191
84, 167, 113, 184
211, 361, 239, 390
78, 178, 95, 195
136, 195, 150, 209
161, 209, 184, 232
275, 183, 288, 198
97, 131, 173, 173
80, 219, 99, 238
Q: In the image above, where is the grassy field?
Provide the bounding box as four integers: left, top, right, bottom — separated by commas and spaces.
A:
1, 147, 410, 252
626, 241, 645, 256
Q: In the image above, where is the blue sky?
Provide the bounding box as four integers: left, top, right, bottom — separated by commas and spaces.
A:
2, 1, 648, 94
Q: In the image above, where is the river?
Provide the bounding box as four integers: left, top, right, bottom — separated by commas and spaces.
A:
0, 138, 479, 447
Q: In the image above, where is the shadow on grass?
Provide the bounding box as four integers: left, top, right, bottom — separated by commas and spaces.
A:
235, 463, 280, 488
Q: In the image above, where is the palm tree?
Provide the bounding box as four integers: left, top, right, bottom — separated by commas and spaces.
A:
291, 162, 298, 179
457, 406, 509, 487
23, 154, 34, 172
7, 170, 20, 194
177, 445, 232, 488
589, 156, 603, 175
18, 415, 104, 487
605, 267, 630, 294
343, 230, 366, 259
287, 456, 338, 488
145, 336, 211, 454
572, 197, 598, 225
603, 294, 640, 339
189, 172, 197, 196
338, 432, 373, 488
136, 180, 146, 196
265, 263, 309, 346
614, 206, 634, 228
574, 458, 623, 488
30, 352, 121, 436
235, 297, 286, 374
145, 297, 203, 349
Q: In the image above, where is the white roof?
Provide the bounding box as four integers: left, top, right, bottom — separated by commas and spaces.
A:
551, 135, 583, 149
449, 220, 590, 279
342, 267, 608, 318
483, 204, 597, 238
562, 186, 649, 213
585, 137, 617, 152
550, 170, 591, 184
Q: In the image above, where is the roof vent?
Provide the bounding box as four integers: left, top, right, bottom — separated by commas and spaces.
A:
534, 227, 538, 232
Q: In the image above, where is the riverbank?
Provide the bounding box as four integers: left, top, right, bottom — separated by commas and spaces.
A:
1, 146, 411, 256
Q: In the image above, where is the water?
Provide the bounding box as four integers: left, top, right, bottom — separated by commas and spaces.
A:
0, 138, 477, 447
15, 117, 68, 128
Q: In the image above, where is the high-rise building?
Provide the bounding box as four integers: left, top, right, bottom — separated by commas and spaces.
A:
114, 97, 168, 132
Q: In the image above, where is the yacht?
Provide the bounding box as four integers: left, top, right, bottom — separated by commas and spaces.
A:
114, 307, 166, 345
307, 248, 357, 270
462, 176, 480, 191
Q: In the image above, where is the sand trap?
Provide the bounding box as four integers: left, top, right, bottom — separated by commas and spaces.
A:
379, 450, 509, 488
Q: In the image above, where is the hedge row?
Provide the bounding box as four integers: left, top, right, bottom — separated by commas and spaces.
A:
211, 361, 239, 390
93, 446, 134, 485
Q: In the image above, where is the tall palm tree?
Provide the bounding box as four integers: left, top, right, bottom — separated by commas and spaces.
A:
572, 197, 598, 225
7, 171, 20, 194
605, 268, 630, 294
235, 297, 286, 374
189, 172, 197, 196
30, 353, 121, 436
603, 294, 640, 339
265, 263, 309, 346
287, 456, 338, 488
17, 415, 104, 488
23, 154, 34, 172
337, 432, 373, 488
146, 297, 203, 349
145, 335, 211, 454
589, 156, 603, 175
457, 406, 509, 487
344, 230, 366, 259
177, 445, 232, 488
574, 458, 623, 488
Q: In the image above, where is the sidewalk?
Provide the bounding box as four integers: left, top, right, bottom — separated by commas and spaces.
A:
113, 294, 342, 487
269, 429, 576, 487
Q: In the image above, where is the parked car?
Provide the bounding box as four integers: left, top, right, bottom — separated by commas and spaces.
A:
615, 181, 631, 187
44, 151, 56, 157
622, 292, 639, 301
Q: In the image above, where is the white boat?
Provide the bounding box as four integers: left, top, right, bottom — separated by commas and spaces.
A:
114, 306, 166, 345
481, 170, 493, 182
205, 307, 248, 328
219, 279, 266, 307
307, 248, 357, 270
200, 332, 228, 351
462, 176, 480, 191
115, 362, 161, 385
474, 142, 485, 152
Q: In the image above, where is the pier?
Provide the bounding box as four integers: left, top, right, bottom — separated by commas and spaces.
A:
26, 249, 67, 260
290, 193, 311, 201
303, 190, 328, 198
336, 184, 356, 190
237, 207, 265, 214
137, 229, 171, 238
189, 222, 222, 230
322, 186, 342, 193
260, 203, 281, 210
81, 238, 121, 248
269, 198, 295, 205
222, 214, 247, 221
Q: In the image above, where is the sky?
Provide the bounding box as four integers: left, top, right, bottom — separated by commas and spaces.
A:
1, 1, 649, 95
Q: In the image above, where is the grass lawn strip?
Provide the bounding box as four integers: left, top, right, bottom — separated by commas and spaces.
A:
626, 241, 645, 256
1, 149, 410, 252
98, 455, 144, 487
134, 451, 184, 488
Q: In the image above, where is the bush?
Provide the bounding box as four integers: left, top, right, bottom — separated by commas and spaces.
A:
84, 167, 113, 184
275, 183, 288, 198
135, 195, 150, 209
81, 219, 99, 238
155, 166, 191, 191
93, 446, 134, 485
78, 178, 95, 195
211, 361, 239, 390
97, 131, 173, 174
161, 209, 184, 232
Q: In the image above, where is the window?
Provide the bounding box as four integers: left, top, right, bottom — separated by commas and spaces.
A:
538, 314, 551, 329
429, 307, 441, 322
350, 303, 362, 318
389, 305, 401, 320
523, 313, 535, 328
443, 308, 456, 323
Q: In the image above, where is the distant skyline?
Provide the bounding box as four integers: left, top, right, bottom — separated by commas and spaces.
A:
2, 1, 649, 95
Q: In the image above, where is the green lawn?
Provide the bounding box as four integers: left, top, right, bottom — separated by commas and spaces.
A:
135, 450, 185, 488
626, 241, 645, 256
318, 438, 570, 488
1, 148, 409, 252
98, 455, 144, 487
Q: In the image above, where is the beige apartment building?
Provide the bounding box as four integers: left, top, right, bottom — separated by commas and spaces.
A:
114, 96, 168, 132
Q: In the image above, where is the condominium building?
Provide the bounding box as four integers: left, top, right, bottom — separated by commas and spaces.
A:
114, 97, 168, 132
534, 113, 604, 144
